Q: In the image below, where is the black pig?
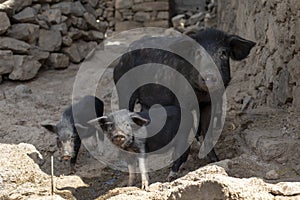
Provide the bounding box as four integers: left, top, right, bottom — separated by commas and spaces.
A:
42, 95, 104, 174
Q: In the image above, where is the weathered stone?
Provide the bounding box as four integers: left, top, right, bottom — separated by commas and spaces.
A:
62, 44, 81, 63
83, 12, 101, 30
132, 2, 169, 11
0, 50, 14, 74
115, 21, 142, 31
29, 46, 50, 61
68, 27, 82, 40
47, 53, 69, 69
38, 29, 62, 51
115, 0, 133, 9
0, 0, 32, 14
134, 11, 151, 22
15, 84, 32, 95
9, 55, 41, 81
0, 12, 10, 35
172, 14, 185, 28
95, 8, 103, 17
37, 20, 49, 29
51, 2, 72, 15
62, 35, 73, 47
86, 0, 98, 8
12, 7, 36, 23
51, 1, 85, 17
188, 12, 205, 25
276, 69, 292, 105
42, 9, 61, 24
292, 86, 300, 111
31, 3, 41, 13
51, 23, 68, 35
82, 30, 104, 42
144, 20, 169, 28
265, 170, 279, 180
0, 75, 2, 83
0, 37, 31, 54
83, 2, 96, 17
76, 40, 97, 60
71, 1, 86, 17
7, 23, 39, 44
157, 11, 168, 20
70, 16, 88, 30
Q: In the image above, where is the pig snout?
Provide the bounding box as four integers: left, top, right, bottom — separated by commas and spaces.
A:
62, 150, 72, 161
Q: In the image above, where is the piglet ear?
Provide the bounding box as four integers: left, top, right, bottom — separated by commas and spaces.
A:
41, 121, 57, 134
228, 35, 256, 61
130, 113, 150, 127
88, 116, 109, 127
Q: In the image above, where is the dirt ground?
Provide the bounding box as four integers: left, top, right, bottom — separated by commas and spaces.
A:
0, 30, 300, 199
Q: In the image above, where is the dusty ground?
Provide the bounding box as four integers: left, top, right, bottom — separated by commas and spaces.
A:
0, 30, 300, 199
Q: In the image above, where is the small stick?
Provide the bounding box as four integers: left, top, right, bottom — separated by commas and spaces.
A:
51, 155, 54, 196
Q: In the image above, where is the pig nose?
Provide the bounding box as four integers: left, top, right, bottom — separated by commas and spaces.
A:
62, 151, 71, 161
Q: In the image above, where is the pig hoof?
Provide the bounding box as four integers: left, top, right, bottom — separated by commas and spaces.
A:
141, 183, 149, 191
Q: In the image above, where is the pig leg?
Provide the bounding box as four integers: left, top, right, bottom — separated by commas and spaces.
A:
69, 136, 81, 174
127, 161, 136, 186
138, 156, 149, 191
200, 104, 219, 162
168, 146, 190, 181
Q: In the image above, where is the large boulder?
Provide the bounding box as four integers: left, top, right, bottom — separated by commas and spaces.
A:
12, 7, 37, 23
8, 55, 41, 80
0, 12, 10, 35
6, 23, 39, 44
0, 50, 14, 74
0, 37, 31, 54
38, 29, 62, 51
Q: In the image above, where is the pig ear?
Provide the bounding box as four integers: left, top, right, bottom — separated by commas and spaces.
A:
41, 122, 57, 134
227, 35, 256, 61
88, 116, 110, 127
130, 113, 150, 127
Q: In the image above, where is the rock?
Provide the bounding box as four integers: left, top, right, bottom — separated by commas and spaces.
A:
37, 19, 49, 29
70, 16, 88, 30
51, 23, 68, 35
276, 69, 292, 105
0, 12, 10, 35
172, 14, 185, 28
133, 11, 151, 22
42, 9, 61, 24
115, 0, 133, 9
15, 84, 32, 95
7, 23, 39, 44
82, 30, 104, 42
0, 50, 14, 74
271, 182, 300, 196
29, 46, 50, 61
265, 170, 279, 180
62, 43, 81, 63
76, 40, 97, 60
68, 27, 82, 40
83, 12, 101, 30
144, 20, 169, 28
95, 8, 103, 17
51, 1, 85, 17
157, 11, 169, 20
8, 55, 41, 80
86, 0, 98, 8
51, 2, 72, 15
38, 29, 62, 51
0, 0, 32, 14
83, 2, 96, 17
12, 7, 36, 23
47, 53, 69, 69
62, 40, 96, 63
188, 12, 205, 25
0, 75, 2, 83
132, 2, 169, 11
62, 35, 72, 47
0, 37, 31, 54
115, 21, 142, 31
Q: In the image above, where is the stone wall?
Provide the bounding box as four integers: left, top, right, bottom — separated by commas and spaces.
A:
217, 0, 300, 111
114, 0, 170, 31
0, 0, 113, 82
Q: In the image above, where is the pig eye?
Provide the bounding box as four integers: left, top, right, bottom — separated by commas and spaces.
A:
218, 49, 228, 60
56, 138, 62, 148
